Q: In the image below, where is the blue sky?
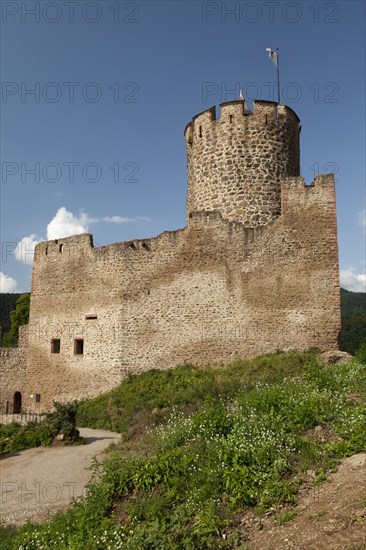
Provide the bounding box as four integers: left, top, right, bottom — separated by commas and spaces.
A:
1, 0, 365, 293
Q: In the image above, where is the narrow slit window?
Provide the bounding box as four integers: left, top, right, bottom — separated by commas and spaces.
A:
85, 314, 97, 320
74, 339, 84, 355
199, 125, 202, 138
35, 394, 41, 403
51, 339, 60, 354
230, 115, 233, 124
59, 244, 64, 253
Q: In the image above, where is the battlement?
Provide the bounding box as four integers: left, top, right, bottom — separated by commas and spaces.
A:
34, 233, 94, 261
33, 209, 264, 269
281, 174, 336, 214
184, 100, 300, 143
33, 228, 185, 269
282, 173, 335, 189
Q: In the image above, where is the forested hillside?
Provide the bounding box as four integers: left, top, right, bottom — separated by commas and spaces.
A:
339, 288, 366, 354
0, 293, 21, 334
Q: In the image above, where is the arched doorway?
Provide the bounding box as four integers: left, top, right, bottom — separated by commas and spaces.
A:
13, 392, 22, 414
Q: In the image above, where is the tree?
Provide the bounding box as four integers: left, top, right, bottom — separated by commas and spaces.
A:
0, 293, 21, 333
1, 293, 30, 347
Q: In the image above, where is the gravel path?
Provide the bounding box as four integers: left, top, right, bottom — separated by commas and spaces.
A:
0, 428, 120, 526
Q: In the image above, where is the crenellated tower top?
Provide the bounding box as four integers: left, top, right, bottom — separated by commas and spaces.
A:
184, 98, 300, 227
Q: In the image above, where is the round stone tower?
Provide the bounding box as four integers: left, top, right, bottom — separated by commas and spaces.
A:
184, 99, 301, 227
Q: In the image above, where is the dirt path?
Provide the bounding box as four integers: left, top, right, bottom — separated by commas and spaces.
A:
241, 453, 366, 550
0, 428, 120, 526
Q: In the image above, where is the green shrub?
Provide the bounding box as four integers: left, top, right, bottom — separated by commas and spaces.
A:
0, 402, 81, 456
0, 420, 56, 455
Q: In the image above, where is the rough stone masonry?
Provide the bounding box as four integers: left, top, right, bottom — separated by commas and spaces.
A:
0, 99, 341, 411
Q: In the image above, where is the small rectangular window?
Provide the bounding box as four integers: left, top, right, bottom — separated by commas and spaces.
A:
51, 339, 60, 353
85, 314, 97, 320
35, 394, 41, 403
74, 339, 84, 355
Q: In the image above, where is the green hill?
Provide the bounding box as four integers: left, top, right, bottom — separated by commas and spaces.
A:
3, 350, 365, 549
339, 288, 366, 354
340, 287, 366, 316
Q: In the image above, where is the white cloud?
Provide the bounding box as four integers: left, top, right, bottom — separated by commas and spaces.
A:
103, 215, 151, 224
0, 272, 18, 293
358, 209, 366, 230
15, 234, 41, 265
47, 207, 97, 240
340, 268, 366, 293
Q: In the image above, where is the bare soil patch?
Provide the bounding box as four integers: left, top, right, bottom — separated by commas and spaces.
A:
240, 453, 366, 549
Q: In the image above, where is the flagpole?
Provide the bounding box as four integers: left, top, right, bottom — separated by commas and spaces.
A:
276, 48, 280, 105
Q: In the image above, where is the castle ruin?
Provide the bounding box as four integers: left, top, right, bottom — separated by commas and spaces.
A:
0, 99, 341, 412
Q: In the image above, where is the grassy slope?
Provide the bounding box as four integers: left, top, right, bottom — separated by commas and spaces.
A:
76, 350, 315, 439
3, 351, 366, 549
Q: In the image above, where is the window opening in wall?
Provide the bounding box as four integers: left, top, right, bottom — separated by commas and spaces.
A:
74, 339, 84, 355
265, 115, 268, 126
45, 247, 48, 255
230, 115, 233, 124
13, 392, 22, 414
129, 243, 137, 250
142, 242, 150, 251
51, 339, 60, 353
35, 394, 41, 403
199, 125, 202, 137
85, 314, 97, 320
59, 244, 64, 253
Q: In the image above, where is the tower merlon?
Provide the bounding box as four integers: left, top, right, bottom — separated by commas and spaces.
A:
277, 104, 300, 124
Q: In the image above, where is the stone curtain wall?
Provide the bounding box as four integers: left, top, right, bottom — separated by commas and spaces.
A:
24, 172, 340, 410
0, 326, 28, 411
185, 100, 300, 227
